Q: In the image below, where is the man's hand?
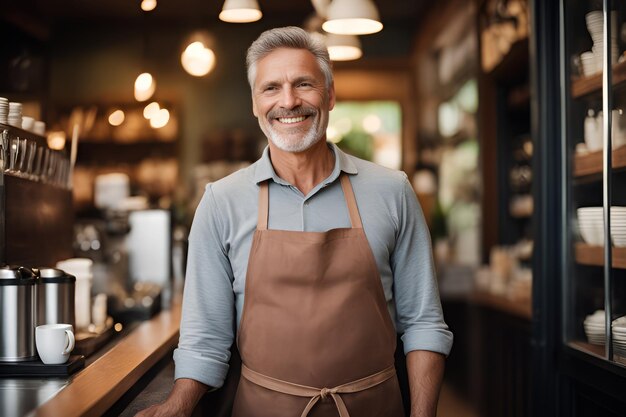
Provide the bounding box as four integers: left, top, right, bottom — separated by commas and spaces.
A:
406, 350, 445, 417
134, 378, 209, 417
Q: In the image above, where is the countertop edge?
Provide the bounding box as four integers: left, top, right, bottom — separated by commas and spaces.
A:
32, 300, 182, 417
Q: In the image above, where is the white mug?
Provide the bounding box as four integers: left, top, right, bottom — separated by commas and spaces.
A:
36, 324, 75, 365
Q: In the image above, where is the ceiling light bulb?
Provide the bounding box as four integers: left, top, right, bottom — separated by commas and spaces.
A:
143, 102, 160, 119
134, 72, 156, 102
47, 131, 67, 150
326, 34, 362, 61
322, 0, 383, 35
150, 108, 170, 128
181, 42, 216, 77
141, 0, 157, 12
219, 0, 262, 23
108, 109, 125, 126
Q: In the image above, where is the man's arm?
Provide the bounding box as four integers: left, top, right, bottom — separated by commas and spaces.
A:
406, 350, 445, 417
134, 378, 209, 417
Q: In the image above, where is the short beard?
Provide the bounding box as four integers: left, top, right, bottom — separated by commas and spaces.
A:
263, 107, 327, 153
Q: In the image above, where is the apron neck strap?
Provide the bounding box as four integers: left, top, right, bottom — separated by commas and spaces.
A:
257, 174, 363, 230
258, 181, 269, 230
340, 174, 363, 229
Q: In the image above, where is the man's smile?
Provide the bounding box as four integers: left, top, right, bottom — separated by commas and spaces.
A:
276, 116, 308, 124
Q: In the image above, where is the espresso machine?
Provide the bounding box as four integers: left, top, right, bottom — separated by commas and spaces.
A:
72, 173, 168, 322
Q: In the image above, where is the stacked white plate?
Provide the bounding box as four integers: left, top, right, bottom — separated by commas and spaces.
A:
0, 97, 7, 124
612, 207, 626, 246
577, 206, 626, 247
584, 10, 619, 74
8, 102, 22, 127
577, 207, 604, 245
584, 310, 606, 345
584, 311, 626, 352
613, 319, 626, 357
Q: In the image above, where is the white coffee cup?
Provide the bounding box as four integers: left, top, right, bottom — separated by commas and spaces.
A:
35, 324, 75, 365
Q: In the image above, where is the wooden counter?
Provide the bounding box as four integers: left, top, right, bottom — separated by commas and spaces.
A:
32, 300, 181, 417
469, 290, 532, 321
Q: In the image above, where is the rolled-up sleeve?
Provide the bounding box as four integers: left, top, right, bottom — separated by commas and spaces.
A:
173, 184, 235, 388
392, 176, 453, 356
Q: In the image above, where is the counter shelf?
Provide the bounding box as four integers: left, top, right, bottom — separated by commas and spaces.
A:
0, 299, 181, 417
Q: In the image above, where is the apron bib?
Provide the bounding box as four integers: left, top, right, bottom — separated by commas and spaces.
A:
232, 174, 404, 417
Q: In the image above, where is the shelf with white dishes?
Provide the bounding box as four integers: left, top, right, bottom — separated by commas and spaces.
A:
574, 145, 626, 177
571, 55, 626, 99
574, 242, 626, 269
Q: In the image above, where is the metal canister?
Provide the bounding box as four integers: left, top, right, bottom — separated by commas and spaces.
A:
36, 268, 76, 328
0, 265, 38, 362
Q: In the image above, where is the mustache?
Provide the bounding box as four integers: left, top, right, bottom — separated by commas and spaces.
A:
268, 107, 317, 119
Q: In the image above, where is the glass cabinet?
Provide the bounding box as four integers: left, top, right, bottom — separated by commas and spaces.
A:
561, 0, 626, 366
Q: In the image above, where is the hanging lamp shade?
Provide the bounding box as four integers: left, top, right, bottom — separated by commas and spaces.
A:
322, 0, 383, 35
219, 0, 262, 23
326, 34, 362, 61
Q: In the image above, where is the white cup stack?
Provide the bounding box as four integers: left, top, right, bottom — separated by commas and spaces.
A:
22, 116, 34, 132
33, 120, 46, 136
583, 10, 619, 76
0, 97, 8, 124
56, 258, 94, 331
8, 102, 23, 128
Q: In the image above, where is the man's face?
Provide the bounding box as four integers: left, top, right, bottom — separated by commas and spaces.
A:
252, 47, 335, 153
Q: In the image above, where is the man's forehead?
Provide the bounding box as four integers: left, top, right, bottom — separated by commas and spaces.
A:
257, 48, 319, 70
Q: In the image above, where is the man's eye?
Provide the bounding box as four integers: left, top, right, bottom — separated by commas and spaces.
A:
298, 82, 312, 87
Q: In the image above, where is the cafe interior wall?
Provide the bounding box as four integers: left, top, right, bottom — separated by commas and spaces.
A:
45, 16, 417, 195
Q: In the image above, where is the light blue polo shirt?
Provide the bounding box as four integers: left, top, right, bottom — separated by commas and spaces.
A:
173, 143, 453, 388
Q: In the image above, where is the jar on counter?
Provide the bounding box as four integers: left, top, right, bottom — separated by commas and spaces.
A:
36, 268, 76, 328
56, 258, 93, 331
0, 265, 38, 361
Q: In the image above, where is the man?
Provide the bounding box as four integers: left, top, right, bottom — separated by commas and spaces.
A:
138, 26, 452, 417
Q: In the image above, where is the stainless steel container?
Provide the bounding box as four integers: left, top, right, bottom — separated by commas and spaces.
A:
36, 268, 75, 328
0, 266, 38, 362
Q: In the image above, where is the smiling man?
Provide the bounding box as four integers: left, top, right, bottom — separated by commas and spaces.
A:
137, 26, 452, 417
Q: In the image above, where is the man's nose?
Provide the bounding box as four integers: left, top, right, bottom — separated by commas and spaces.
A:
278, 87, 300, 109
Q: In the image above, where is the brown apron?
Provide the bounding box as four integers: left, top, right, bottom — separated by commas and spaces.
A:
231, 173, 405, 417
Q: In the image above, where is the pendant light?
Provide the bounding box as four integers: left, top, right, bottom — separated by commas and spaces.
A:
134, 72, 156, 101
219, 0, 262, 23
135, 9, 156, 102
322, 0, 383, 35
181, 31, 216, 77
140, 0, 157, 12
326, 33, 362, 61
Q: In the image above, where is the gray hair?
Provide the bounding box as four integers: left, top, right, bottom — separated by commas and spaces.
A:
246, 26, 333, 90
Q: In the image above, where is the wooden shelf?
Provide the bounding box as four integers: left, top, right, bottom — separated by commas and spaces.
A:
76, 141, 177, 165
470, 290, 532, 320
572, 56, 626, 99
568, 340, 605, 357
574, 144, 626, 177
574, 242, 626, 268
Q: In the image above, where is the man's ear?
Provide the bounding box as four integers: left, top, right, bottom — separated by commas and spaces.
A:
252, 97, 258, 117
328, 82, 336, 111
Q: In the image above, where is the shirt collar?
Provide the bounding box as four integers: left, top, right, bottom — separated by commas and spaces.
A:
253, 142, 358, 185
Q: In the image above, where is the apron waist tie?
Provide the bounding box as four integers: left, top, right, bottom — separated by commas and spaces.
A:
241, 364, 396, 417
